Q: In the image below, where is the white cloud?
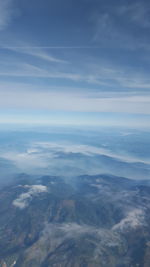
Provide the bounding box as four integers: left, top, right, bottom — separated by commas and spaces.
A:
0, 0, 17, 30
112, 209, 145, 231
13, 184, 47, 209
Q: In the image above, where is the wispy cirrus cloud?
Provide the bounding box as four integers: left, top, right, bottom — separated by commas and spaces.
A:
92, 1, 150, 49
0, 0, 18, 30
6, 46, 68, 64
117, 2, 150, 29
1, 60, 150, 92
0, 62, 82, 81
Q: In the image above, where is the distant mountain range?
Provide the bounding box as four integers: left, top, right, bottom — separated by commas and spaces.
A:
0, 173, 150, 267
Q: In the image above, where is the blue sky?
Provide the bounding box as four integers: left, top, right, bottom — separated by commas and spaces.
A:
0, 0, 150, 127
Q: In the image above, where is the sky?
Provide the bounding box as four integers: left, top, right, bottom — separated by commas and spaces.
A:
0, 0, 150, 128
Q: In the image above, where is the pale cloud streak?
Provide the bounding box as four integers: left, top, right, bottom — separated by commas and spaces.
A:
0, 63, 82, 81
1, 60, 150, 91
32, 142, 150, 164
6, 46, 68, 64
0, 0, 17, 30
